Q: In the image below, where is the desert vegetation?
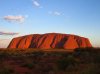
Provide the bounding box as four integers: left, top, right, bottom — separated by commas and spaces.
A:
0, 48, 100, 74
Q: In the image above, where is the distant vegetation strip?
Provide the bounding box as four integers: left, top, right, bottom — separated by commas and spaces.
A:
0, 47, 100, 56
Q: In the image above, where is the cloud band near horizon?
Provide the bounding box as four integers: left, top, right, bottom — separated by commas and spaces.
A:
0, 31, 18, 35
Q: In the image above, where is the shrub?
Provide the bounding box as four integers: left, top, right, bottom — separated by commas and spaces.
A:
56, 55, 77, 71
21, 62, 35, 69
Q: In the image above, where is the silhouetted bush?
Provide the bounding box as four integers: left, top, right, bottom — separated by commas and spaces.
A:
56, 55, 78, 71
21, 63, 34, 69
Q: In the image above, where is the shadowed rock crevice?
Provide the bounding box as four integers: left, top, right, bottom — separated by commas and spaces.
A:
56, 37, 68, 48
50, 35, 56, 48
74, 36, 82, 48
16, 37, 24, 48
29, 35, 40, 48
38, 35, 48, 48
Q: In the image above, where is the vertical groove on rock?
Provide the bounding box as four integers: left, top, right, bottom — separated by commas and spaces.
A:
75, 36, 81, 48
38, 35, 47, 48
56, 37, 68, 48
15, 37, 23, 48
55, 34, 65, 48
17, 36, 26, 48
29, 35, 38, 48
50, 35, 56, 48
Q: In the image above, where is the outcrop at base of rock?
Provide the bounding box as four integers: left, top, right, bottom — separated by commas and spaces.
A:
8, 33, 92, 49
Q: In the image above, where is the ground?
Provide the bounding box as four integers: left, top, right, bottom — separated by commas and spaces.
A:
0, 48, 100, 74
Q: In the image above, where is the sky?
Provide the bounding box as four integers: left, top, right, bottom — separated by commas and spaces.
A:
0, 0, 100, 48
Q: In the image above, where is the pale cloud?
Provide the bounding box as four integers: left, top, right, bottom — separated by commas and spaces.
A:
0, 31, 18, 35
33, 0, 40, 7
3, 15, 25, 23
48, 11, 63, 16
32, 0, 42, 8
54, 12, 61, 16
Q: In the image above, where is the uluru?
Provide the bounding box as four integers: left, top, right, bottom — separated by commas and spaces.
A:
8, 33, 92, 49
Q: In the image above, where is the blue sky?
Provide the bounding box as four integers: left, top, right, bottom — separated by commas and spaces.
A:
0, 0, 100, 48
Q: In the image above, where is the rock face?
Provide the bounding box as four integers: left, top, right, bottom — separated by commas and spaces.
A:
8, 33, 92, 49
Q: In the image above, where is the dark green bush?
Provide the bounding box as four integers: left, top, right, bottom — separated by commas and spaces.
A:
21, 62, 35, 69
56, 55, 78, 71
